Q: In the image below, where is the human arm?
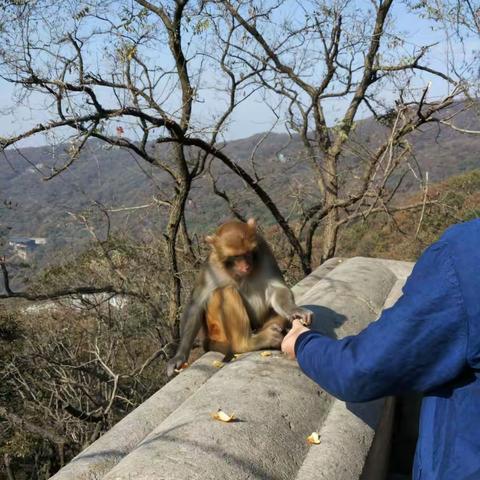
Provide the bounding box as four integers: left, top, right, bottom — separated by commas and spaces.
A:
293, 241, 469, 402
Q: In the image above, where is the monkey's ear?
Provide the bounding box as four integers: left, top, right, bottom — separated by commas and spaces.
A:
246, 218, 257, 230
205, 235, 216, 245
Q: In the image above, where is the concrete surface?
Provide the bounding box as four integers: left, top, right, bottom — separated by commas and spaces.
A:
50, 257, 414, 480
292, 257, 345, 299
50, 351, 224, 480
295, 397, 388, 480
104, 352, 330, 480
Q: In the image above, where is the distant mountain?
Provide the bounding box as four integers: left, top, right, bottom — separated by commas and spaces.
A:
1, 101, 479, 273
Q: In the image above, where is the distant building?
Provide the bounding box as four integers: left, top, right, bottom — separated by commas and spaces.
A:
8, 236, 47, 261
31, 237, 47, 245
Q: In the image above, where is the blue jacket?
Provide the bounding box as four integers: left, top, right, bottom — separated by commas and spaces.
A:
295, 219, 480, 480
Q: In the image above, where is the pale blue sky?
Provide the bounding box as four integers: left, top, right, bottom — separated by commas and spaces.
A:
0, 1, 476, 148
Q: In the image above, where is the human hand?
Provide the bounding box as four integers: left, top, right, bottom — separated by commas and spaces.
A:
281, 319, 310, 359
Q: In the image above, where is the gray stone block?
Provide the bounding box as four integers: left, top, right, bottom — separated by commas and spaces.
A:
50, 351, 224, 480
101, 258, 399, 480
298, 257, 397, 338
104, 352, 330, 480
295, 398, 388, 480
292, 257, 344, 299
51, 256, 414, 480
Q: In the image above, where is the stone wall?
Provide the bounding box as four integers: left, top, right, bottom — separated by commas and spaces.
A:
51, 257, 414, 480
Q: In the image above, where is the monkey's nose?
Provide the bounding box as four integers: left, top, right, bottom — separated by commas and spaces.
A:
241, 264, 251, 273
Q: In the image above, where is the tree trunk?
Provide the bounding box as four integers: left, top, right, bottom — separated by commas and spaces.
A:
165, 144, 191, 341
319, 150, 339, 263
4, 454, 15, 480
320, 207, 339, 263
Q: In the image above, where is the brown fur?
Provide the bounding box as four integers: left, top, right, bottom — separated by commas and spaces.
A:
204, 286, 288, 355
207, 219, 257, 262
167, 218, 312, 376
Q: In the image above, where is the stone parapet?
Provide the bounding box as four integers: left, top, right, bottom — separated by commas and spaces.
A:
51, 257, 414, 480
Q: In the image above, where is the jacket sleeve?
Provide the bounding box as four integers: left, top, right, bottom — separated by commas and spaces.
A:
295, 241, 469, 402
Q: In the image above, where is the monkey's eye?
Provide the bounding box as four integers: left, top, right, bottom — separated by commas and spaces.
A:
243, 251, 253, 262
224, 257, 236, 268
225, 253, 252, 267
227, 255, 243, 264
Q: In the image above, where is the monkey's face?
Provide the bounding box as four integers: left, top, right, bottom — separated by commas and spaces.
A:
207, 219, 258, 280
224, 250, 255, 279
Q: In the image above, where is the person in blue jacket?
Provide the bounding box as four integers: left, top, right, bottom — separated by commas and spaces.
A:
281, 219, 480, 480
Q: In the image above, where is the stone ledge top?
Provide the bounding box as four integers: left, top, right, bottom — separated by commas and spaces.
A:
51, 256, 414, 480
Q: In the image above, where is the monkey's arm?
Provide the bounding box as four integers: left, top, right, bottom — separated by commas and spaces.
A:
258, 238, 312, 325
166, 297, 205, 377
166, 267, 216, 377
166, 262, 224, 377
267, 281, 313, 326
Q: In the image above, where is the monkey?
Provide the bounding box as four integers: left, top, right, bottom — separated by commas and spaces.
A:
167, 218, 313, 376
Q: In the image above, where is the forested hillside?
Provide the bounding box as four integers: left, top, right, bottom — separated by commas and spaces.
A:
337, 169, 480, 260
2, 101, 479, 272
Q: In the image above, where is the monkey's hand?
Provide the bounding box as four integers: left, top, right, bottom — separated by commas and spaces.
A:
263, 323, 285, 349
167, 354, 188, 377
288, 307, 313, 327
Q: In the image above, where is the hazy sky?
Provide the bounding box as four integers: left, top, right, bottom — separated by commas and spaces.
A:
0, 2, 476, 148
